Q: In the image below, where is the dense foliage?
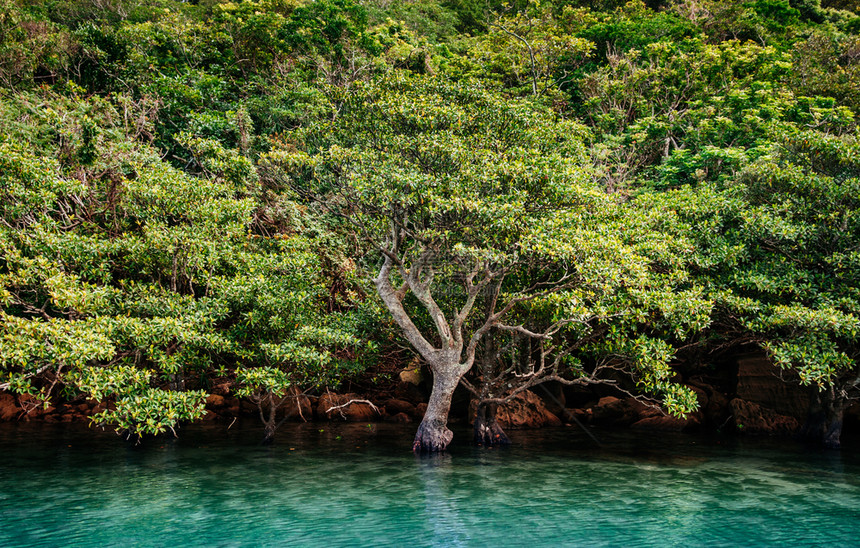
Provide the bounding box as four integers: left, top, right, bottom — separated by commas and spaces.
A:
0, 0, 857, 447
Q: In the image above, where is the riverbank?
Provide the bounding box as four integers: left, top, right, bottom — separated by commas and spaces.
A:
3, 351, 859, 445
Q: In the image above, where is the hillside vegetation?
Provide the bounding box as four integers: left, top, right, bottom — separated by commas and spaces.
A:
0, 0, 858, 449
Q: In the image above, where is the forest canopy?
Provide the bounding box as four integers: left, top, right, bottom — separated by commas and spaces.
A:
0, 0, 858, 449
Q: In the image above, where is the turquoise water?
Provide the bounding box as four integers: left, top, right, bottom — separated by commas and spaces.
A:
1, 422, 859, 547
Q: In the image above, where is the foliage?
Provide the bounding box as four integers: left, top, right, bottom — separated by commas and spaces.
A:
660, 127, 860, 399
265, 70, 707, 417
0, 88, 362, 437
0, 0, 858, 444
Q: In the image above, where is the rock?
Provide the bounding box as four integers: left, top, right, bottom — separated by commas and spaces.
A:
399, 365, 423, 386
0, 393, 19, 421
736, 353, 809, 418
597, 396, 620, 407
206, 394, 226, 409
384, 398, 416, 417
590, 396, 641, 427
384, 412, 412, 423
280, 388, 313, 421
562, 408, 591, 424
415, 402, 428, 419
211, 382, 232, 396
730, 398, 801, 435
707, 390, 731, 423
496, 390, 562, 429
631, 414, 700, 432
202, 410, 219, 421
317, 393, 379, 422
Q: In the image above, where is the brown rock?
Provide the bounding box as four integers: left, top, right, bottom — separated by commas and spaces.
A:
202, 411, 219, 421
399, 365, 423, 386
730, 398, 801, 435
206, 394, 226, 408
0, 393, 19, 421
597, 396, 620, 407
415, 403, 428, 419
384, 399, 416, 417
317, 393, 379, 422
562, 408, 591, 424
590, 396, 641, 426
496, 390, 562, 429
736, 353, 809, 418
384, 412, 412, 423
212, 382, 232, 396
538, 382, 567, 416
280, 388, 313, 421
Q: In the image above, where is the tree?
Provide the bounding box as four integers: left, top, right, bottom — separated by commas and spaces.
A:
0, 88, 362, 441
265, 71, 704, 451
665, 124, 860, 447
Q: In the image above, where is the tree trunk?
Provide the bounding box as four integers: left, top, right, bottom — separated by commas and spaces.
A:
473, 402, 510, 447
261, 421, 276, 445
800, 386, 846, 449
413, 368, 461, 453
259, 393, 278, 445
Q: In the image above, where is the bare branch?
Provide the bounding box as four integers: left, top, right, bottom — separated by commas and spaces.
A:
326, 399, 381, 419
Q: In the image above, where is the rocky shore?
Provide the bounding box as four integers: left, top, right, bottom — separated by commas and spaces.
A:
2, 353, 857, 441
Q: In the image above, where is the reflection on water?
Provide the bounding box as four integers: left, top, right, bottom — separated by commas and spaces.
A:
1, 422, 859, 546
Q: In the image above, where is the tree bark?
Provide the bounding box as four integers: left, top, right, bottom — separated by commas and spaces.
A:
800, 386, 846, 449
473, 402, 510, 447
261, 422, 276, 445
413, 367, 462, 453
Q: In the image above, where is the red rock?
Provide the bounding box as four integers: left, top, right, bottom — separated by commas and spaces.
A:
730, 398, 801, 435
317, 393, 379, 422
597, 396, 620, 407
206, 394, 226, 408
0, 393, 19, 421
280, 389, 313, 421
590, 396, 641, 426
495, 390, 562, 429
384, 399, 416, 416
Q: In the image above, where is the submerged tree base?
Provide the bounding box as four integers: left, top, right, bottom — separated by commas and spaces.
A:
473, 403, 511, 447
413, 419, 454, 453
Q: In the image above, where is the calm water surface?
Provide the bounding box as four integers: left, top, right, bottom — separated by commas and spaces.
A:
1, 421, 858, 547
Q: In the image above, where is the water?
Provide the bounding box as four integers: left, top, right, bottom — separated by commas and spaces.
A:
1, 421, 859, 547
